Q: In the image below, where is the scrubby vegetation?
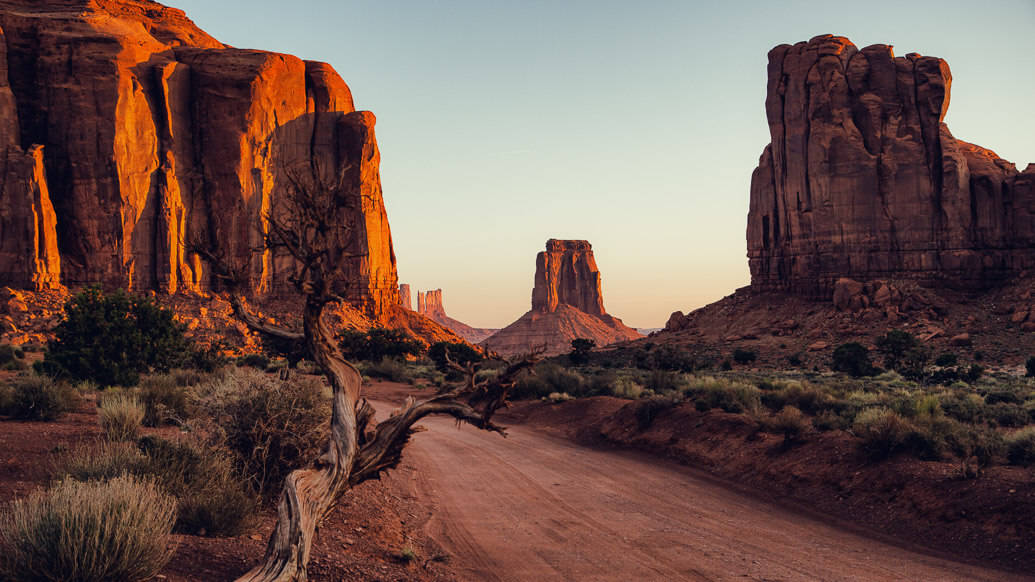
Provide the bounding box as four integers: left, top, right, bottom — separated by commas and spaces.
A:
34, 288, 195, 387
338, 327, 424, 362
98, 393, 145, 441
0, 475, 176, 582
1, 376, 80, 421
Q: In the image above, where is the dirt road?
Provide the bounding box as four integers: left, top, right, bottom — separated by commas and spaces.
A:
388, 413, 1030, 582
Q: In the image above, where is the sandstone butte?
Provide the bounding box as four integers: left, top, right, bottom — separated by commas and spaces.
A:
483, 239, 641, 357
0, 0, 462, 346
746, 34, 1035, 296
662, 35, 1034, 363
408, 287, 498, 344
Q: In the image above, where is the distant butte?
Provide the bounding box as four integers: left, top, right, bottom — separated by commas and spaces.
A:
483, 239, 641, 356
415, 289, 498, 344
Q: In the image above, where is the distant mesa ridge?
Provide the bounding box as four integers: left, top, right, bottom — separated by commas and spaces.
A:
405, 287, 497, 344
0, 0, 399, 319
483, 239, 641, 357
747, 34, 1035, 297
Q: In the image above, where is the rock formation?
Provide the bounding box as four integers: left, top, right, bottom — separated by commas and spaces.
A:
0, 0, 398, 317
398, 284, 412, 310
415, 288, 497, 343
747, 35, 1035, 297
483, 240, 640, 356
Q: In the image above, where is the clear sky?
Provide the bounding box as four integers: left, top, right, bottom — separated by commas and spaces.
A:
166, 0, 1035, 329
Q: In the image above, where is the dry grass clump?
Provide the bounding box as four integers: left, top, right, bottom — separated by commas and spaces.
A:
1006, 427, 1035, 466
98, 393, 145, 441
0, 475, 175, 582
853, 407, 913, 459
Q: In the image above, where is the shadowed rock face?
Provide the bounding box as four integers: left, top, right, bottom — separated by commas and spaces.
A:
747, 35, 1035, 297
484, 240, 640, 356
0, 0, 398, 316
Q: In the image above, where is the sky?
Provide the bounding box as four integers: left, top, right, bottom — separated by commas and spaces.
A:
166, 0, 1035, 329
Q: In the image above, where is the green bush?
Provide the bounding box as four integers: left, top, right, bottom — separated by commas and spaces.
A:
853, 407, 913, 460
1026, 356, 1035, 378
732, 349, 757, 365
0, 475, 175, 582
832, 343, 876, 377
536, 363, 586, 396
685, 377, 760, 414
568, 338, 595, 366
4, 376, 80, 421
193, 368, 329, 499
987, 402, 1030, 428
1005, 427, 1035, 466
934, 353, 958, 367
510, 373, 552, 400
339, 327, 423, 362
37, 288, 193, 387
237, 354, 270, 370
98, 394, 145, 441
940, 392, 985, 423
876, 329, 919, 371
428, 341, 483, 373
761, 406, 810, 443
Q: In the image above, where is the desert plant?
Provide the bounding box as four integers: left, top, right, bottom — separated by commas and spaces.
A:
362, 357, 414, 383
1026, 356, 1035, 378
568, 338, 595, 366
0, 475, 175, 582
193, 368, 330, 498
876, 329, 918, 371
137, 373, 192, 427
428, 341, 483, 372
36, 287, 193, 387
98, 394, 145, 441
732, 348, 757, 365
832, 343, 876, 377
1005, 427, 1035, 466
934, 352, 958, 367
853, 407, 913, 460
5, 376, 80, 421
762, 406, 810, 443
338, 327, 423, 362
635, 396, 677, 430
237, 354, 271, 370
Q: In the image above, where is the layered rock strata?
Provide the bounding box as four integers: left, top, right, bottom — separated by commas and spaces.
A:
747, 35, 1035, 297
416, 288, 497, 344
398, 284, 412, 310
483, 240, 640, 356
0, 0, 398, 316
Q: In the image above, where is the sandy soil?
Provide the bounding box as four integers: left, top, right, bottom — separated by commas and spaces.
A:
362, 381, 1032, 582
389, 414, 1031, 582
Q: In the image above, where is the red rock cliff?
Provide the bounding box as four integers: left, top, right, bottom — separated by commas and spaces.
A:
531, 239, 606, 316
747, 35, 1035, 296
0, 0, 398, 316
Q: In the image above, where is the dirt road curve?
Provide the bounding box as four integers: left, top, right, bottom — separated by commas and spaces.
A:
390, 413, 1030, 582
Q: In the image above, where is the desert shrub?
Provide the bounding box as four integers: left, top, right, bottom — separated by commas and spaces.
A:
786, 353, 803, 367
362, 357, 414, 383
876, 329, 918, 371
98, 394, 145, 441
339, 328, 423, 362
685, 377, 760, 414
237, 354, 270, 370
1026, 356, 1035, 378
0, 475, 175, 582
732, 349, 757, 365
647, 345, 700, 372
137, 374, 192, 427
1005, 427, 1035, 466
546, 391, 574, 403
940, 392, 985, 423
913, 394, 943, 418
193, 368, 329, 498
611, 376, 645, 399
853, 407, 913, 460
762, 382, 834, 415
945, 424, 1004, 475
568, 338, 595, 366
934, 353, 958, 367
36, 288, 194, 387
986, 402, 1030, 428
813, 409, 849, 431
761, 406, 810, 443
643, 369, 685, 394
187, 343, 231, 373
428, 341, 483, 373
984, 389, 1024, 405
832, 343, 876, 377
635, 396, 677, 430
58, 438, 255, 537
0, 383, 13, 415
0, 344, 22, 363
5, 376, 80, 421
537, 363, 586, 396
510, 373, 552, 400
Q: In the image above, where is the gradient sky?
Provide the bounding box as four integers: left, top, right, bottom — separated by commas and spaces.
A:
166, 0, 1035, 329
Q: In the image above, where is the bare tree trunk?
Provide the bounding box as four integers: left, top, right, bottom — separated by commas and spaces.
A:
236, 300, 359, 582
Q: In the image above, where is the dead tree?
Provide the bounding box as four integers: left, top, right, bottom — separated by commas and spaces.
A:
192, 162, 536, 582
